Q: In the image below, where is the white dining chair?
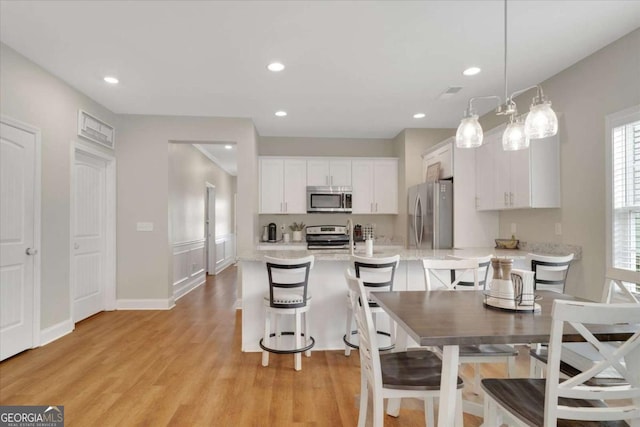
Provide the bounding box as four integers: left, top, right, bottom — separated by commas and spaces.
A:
345, 269, 464, 427
422, 258, 518, 395
529, 271, 639, 379
482, 299, 640, 427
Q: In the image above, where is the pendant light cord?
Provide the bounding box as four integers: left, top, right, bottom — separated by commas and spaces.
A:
504, 0, 508, 104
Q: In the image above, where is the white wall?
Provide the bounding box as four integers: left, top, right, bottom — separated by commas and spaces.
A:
477, 29, 640, 301
169, 143, 236, 243
0, 43, 118, 329
259, 136, 393, 156
117, 115, 257, 302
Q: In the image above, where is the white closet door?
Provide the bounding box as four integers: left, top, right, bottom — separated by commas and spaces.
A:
0, 122, 36, 360
72, 152, 107, 322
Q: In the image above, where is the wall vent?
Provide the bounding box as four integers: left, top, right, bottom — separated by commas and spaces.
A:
437, 86, 463, 100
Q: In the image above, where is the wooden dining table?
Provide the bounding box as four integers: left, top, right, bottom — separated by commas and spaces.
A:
371, 289, 638, 427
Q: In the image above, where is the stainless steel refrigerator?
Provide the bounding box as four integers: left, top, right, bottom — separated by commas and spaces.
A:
408, 180, 453, 249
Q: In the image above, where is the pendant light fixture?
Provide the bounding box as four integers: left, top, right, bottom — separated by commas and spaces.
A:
455, 0, 558, 150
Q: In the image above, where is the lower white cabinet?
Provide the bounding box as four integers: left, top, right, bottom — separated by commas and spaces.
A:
352, 159, 398, 214
475, 127, 560, 211
259, 158, 307, 214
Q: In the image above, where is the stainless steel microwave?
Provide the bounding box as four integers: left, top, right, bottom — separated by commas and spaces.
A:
306, 186, 352, 213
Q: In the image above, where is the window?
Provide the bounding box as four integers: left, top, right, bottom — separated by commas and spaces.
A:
607, 105, 640, 293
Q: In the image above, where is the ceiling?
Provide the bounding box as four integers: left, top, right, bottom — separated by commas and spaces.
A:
1, 1, 639, 139
193, 143, 237, 175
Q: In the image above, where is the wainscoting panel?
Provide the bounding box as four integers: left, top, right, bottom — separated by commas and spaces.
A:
214, 234, 236, 274
172, 239, 206, 300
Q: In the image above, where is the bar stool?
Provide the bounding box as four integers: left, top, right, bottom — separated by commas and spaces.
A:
260, 255, 314, 371
527, 252, 574, 293
344, 255, 400, 356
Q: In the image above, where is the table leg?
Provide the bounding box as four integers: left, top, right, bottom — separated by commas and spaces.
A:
438, 345, 460, 427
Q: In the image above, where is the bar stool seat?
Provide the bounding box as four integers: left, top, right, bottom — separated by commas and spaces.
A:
260, 255, 315, 371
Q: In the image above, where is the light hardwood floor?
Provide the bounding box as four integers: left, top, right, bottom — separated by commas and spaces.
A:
0, 267, 531, 426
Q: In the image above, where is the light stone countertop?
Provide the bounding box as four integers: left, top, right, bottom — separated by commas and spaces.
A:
239, 246, 528, 262
244, 240, 582, 262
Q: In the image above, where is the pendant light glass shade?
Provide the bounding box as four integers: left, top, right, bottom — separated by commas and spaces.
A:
524, 100, 558, 139
456, 114, 483, 148
502, 116, 529, 151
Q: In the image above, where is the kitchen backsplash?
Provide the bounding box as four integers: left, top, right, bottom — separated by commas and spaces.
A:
258, 213, 398, 243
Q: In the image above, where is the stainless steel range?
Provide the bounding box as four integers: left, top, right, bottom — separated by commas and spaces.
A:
306, 225, 350, 250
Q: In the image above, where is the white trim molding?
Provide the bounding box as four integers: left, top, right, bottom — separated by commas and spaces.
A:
172, 239, 207, 300
116, 299, 175, 310
40, 319, 74, 347
214, 234, 236, 274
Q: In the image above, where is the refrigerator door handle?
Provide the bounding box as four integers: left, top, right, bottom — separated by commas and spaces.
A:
415, 193, 423, 248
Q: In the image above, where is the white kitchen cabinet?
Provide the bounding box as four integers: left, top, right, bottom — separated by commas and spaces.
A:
351, 159, 398, 214
423, 141, 453, 179
259, 158, 307, 214
475, 127, 560, 210
307, 159, 351, 186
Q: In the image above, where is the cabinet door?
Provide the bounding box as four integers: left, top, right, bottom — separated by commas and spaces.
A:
373, 160, 398, 213
329, 160, 352, 186
494, 141, 511, 209
351, 160, 374, 213
283, 159, 307, 213
509, 148, 531, 208
434, 143, 453, 179
259, 159, 284, 213
307, 160, 330, 186
475, 141, 495, 210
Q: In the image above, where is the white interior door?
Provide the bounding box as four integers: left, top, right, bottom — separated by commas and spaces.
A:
206, 185, 216, 275
72, 151, 107, 322
0, 121, 37, 360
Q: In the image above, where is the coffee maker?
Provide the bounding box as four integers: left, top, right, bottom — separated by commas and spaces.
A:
268, 223, 277, 242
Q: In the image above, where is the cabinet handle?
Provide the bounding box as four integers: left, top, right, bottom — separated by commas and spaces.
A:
375, 202, 378, 212
285, 202, 288, 212
509, 192, 514, 206
504, 192, 508, 206
371, 202, 374, 213
326, 176, 329, 185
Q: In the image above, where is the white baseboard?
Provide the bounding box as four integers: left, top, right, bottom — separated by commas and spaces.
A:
215, 258, 235, 275
40, 319, 74, 346
174, 273, 206, 301
116, 298, 175, 310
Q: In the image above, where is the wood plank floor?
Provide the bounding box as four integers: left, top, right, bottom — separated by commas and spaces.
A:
0, 267, 532, 426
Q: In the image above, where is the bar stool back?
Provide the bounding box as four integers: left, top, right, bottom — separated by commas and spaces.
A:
344, 255, 400, 356
527, 252, 574, 293
260, 255, 315, 371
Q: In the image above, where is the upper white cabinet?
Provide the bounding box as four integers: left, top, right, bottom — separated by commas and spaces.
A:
423, 141, 453, 179
259, 158, 307, 214
351, 159, 398, 214
475, 128, 560, 211
307, 159, 351, 186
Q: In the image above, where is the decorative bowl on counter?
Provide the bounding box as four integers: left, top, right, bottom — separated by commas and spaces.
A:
495, 238, 519, 249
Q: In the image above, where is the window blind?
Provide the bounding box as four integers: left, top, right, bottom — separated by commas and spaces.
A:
612, 119, 640, 272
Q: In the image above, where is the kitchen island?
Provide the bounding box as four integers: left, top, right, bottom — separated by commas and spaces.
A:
239, 246, 533, 352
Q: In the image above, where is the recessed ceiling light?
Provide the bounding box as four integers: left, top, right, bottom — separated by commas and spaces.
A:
462, 67, 481, 76
224, 145, 233, 150
267, 62, 285, 72
103, 76, 119, 84
413, 113, 426, 119
275, 111, 287, 117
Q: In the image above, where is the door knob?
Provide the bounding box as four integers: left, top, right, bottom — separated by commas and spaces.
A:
74, 243, 80, 249
25, 248, 38, 256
